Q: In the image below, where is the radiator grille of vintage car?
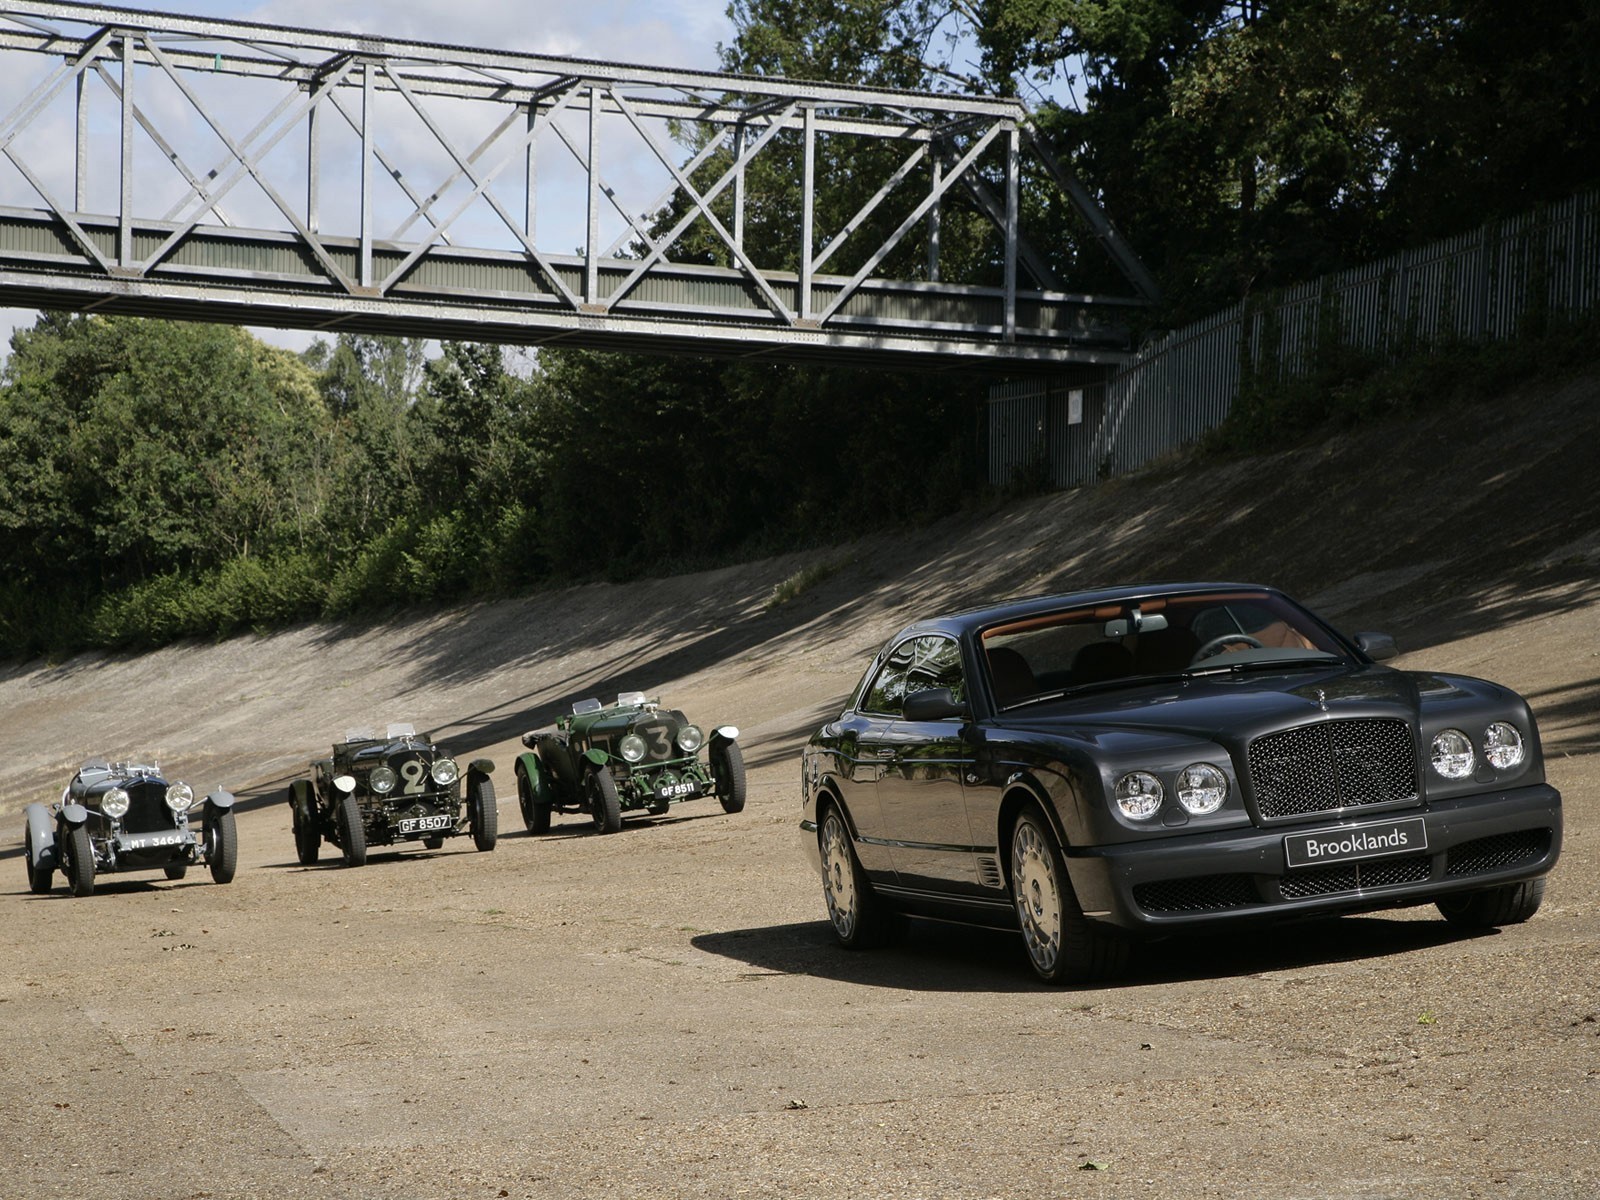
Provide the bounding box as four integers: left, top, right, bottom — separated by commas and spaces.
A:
635, 718, 680, 762
1247, 717, 1417, 820
125, 781, 174, 830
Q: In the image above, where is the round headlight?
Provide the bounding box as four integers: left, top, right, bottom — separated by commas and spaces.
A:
1176, 763, 1228, 815
102, 786, 130, 818
1114, 771, 1164, 820
676, 724, 705, 754
1484, 722, 1524, 770
1430, 729, 1475, 779
431, 758, 460, 786
619, 734, 648, 763
369, 766, 398, 794
165, 782, 194, 812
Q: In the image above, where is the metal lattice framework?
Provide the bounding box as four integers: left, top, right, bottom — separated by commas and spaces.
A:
0, 1, 1157, 368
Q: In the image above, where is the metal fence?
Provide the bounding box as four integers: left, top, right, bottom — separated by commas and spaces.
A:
989, 190, 1600, 487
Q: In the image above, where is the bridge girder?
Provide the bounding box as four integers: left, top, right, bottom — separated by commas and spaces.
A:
0, 1, 1156, 369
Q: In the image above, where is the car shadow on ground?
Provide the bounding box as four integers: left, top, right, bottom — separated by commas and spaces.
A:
695, 913, 1486, 992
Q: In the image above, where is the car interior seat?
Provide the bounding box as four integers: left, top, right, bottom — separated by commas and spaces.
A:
986, 646, 1038, 704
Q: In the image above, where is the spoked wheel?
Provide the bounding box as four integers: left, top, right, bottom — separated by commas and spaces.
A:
206, 807, 238, 884
468, 776, 498, 851
818, 806, 895, 949
711, 739, 747, 814
1010, 808, 1128, 984
586, 766, 622, 835
1437, 877, 1547, 929
63, 823, 95, 898
24, 828, 54, 895
336, 791, 368, 867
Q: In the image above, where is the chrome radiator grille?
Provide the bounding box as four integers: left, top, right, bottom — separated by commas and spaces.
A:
1247, 718, 1417, 820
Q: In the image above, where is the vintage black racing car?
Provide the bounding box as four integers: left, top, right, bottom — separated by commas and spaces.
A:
23, 758, 237, 897
801, 583, 1562, 983
516, 692, 745, 834
288, 724, 496, 866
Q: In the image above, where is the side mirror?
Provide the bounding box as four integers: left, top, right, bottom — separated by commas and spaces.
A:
1354, 632, 1398, 662
903, 687, 969, 722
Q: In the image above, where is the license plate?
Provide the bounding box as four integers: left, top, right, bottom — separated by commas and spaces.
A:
1284, 817, 1427, 870
398, 813, 454, 834
655, 780, 698, 802
121, 830, 187, 851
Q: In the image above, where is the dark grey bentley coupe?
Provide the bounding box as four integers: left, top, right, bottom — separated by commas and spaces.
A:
800, 584, 1562, 983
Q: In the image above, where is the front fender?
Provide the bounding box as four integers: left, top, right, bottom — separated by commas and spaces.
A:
25, 803, 57, 869
58, 802, 90, 828
581, 747, 609, 770
468, 757, 495, 776
204, 788, 236, 811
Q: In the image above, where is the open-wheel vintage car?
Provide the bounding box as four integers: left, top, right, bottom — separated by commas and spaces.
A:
23, 759, 237, 897
287, 724, 496, 867
802, 583, 1562, 984
516, 693, 745, 834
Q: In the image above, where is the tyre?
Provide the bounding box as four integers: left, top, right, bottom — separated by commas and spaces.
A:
586, 766, 622, 835
711, 739, 747, 814
24, 828, 53, 895
164, 862, 189, 881
518, 760, 552, 834
336, 791, 368, 867
63, 823, 95, 898
1009, 807, 1128, 984
1437, 876, 1546, 929
818, 805, 896, 949
291, 784, 320, 866
206, 807, 238, 885
422, 836, 445, 850
469, 776, 498, 852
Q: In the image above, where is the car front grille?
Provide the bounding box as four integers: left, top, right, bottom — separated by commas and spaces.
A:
124, 781, 173, 831
634, 718, 680, 762
1134, 874, 1258, 913
1247, 718, 1417, 820
1445, 830, 1551, 877
1278, 854, 1432, 898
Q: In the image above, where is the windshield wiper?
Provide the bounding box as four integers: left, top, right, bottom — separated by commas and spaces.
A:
1184, 653, 1341, 677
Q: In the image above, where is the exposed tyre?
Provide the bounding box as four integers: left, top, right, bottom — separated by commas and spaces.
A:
422, 836, 445, 850
206, 807, 238, 885
711, 739, 747, 814
291, 784, 320, 866
586, 766, 622, 835
1010, 807, 1128, 984
24, 828, 53, 895
164, 862, 189, 881
469, 776, 498, 852
818, 805, 896, 949
337, 791, 368, 867
63, 823, 95, 898
1437, 876, 1547, 929
518, 759, 553, 834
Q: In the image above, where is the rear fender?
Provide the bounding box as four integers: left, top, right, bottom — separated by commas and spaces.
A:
25, 803, 56, 870
515, 752, 552, 805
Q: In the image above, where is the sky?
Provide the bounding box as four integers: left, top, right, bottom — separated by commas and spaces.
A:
0, 0, 737, 355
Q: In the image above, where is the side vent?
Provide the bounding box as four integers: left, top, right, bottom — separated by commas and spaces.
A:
977, 855, 1005, 890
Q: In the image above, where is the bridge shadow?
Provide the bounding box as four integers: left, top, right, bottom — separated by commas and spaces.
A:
692, 913, 1478, 993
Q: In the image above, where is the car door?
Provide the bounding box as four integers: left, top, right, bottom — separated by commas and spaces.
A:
830, 648, 908, 879
875, 634, 982, 893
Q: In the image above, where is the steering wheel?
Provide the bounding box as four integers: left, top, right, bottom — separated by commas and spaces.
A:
1191, 633, 1264, 663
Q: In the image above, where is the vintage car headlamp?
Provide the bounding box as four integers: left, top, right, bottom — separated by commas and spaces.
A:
1430, 729, 1476, 779
165, 782, 194, 812
369, 766, 398, 794
1484, 721, 1525, 770
1176, 763, 1228, 815
619, 734, 648, 764
1114, 771, 1164, 820
102, 786, 131, 818
676, 724, 705, 754
430, 758, 460, 786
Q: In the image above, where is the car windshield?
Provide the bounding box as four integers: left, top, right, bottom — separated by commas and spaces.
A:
980, 590, 1346, 708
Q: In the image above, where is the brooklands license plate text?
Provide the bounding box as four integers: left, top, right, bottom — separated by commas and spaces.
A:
1283, 817, 1428, 870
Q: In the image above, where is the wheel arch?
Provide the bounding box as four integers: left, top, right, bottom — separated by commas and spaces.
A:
995, 771, 1077, 890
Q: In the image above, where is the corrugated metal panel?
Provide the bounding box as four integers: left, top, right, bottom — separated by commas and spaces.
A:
990, 190, 1600, 487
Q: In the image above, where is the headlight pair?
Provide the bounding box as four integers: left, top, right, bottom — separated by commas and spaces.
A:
1430, 722, 1524, 780
368, 758, 458, 794
618, 725, 705, 764
1114, 763, 1228, 820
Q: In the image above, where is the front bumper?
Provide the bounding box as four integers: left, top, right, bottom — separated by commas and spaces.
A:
1068, 783, 1561, 932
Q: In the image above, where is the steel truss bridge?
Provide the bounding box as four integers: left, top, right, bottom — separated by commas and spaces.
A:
0, 2, 1157, 369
